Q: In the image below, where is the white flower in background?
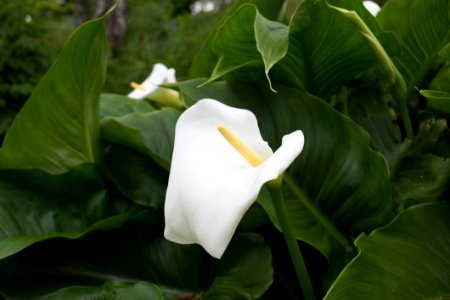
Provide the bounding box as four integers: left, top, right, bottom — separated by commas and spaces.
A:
164, 99, 304, 258
363, 1, 381, 16
128, 63, 182, 108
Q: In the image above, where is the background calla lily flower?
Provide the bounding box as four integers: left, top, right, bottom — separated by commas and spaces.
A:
164, 99, 304, 258
127, 63, 182, 108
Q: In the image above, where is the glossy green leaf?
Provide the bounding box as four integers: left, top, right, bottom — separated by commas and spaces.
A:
0, 226, 203, 298
279, 0, 399, 99
189, 0, 286, 78
421, 89, 450, 117
0, 12, 110, 174
33, 282, 171, 300
430, 64, 450, 94
204, 0, 398, 99
101, 108, 180, 171
324, 202, 450, 299
104, 143, 168, 208
175, 79, 393, 266
208, 4, 289, 91
377, 0, 450, 96
100, 93, 155, 119
213, 233, 273, 298
346, 87, 403, 169
204, 277, 251, 300
0, 227, 271, 299
392, 155, 450, 207
0, 165, 140, 260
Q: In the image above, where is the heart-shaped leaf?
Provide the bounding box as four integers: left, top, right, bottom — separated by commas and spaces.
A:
391, 155, 450, 207
421, 89, 450, 117
0, 165, 141, 260
33, 282, 170, 300
377, 0, 450, 97
101, 108, 180, 171
189, 0, 286, 78
104, 143, 168, 208
324, 202, 450, 299
208, 4, 289, 91
0, 11, 111, 174
100, 93, 155, 119
0, 226, 271, 300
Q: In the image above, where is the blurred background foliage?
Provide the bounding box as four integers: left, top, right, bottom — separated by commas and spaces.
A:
0, 0, 232, 142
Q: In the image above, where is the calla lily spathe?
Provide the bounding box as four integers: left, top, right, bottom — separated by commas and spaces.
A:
164, 99, 304, 258
128, 63, 182, 108
128, 63, 176, 99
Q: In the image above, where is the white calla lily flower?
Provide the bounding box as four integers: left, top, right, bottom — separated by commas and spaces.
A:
128, 63, 182, 108
164, 99, 304, 258
363, 1, 381, 16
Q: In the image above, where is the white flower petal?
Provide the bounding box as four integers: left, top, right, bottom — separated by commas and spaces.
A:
128, 63, 176, 99
363, 1, 381, 16
164, 99, 304, 258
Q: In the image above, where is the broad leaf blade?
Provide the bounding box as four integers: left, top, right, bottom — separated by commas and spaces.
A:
32, 282, 170, 300
104, 144, 168, 208
281, 0, 399, 99
377, 0, 450, 96
324, 202, 450, 299
392, 155, 450, 207
189, 0, 286, 78
0, 14, 110, 174
0, 227, 271, 300
213, 233, 273, 298
101, 108, 180, 171
0, 165, 140, 259
421, 89, 450, 117
209, 4, 289, 90
100, 93, 155, 119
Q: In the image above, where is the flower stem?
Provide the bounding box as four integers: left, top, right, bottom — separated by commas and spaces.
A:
327, 4, 414, 139
267, 177, 316, 300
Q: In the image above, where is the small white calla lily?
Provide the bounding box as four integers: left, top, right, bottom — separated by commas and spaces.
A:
363, 1, 381, 16
164, 99, 304, 258
128, 63, 182, 108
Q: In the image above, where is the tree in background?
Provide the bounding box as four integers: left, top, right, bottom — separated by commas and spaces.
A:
0, 0, 232, 142
0, 0, 75, 141
104, 0, 232, 94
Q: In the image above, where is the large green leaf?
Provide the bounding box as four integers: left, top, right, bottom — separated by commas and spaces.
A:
421, 89, 450, 117
324, 202, 450, 299
175, 79, 393, 272
377, 0, 450, 97
100, 93, 155, 118
392, 155, 450, 207
0, 11, 111, 174
0, 225, 271, 300
211, 233, 273, 298
279, 0, 399, 99
204, 0, 398, 99
0, 165, 141, 260
346, 86, 403, 169
104, 143, 168, 208
33, 282, 171, 300
101, 108, 180, 171
430, 44, 450, 93
208, 4, 289, 91
189, 0, 286, 78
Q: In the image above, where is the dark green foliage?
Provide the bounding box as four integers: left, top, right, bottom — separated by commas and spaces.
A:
0, 0, 449, 299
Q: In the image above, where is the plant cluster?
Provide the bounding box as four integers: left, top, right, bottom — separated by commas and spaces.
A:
0, 0, 448, 299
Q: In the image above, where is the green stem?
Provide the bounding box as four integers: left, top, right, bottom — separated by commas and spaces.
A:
327, 3, 414, 139
267, 177, 316, 300
284, 175, 353, 253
